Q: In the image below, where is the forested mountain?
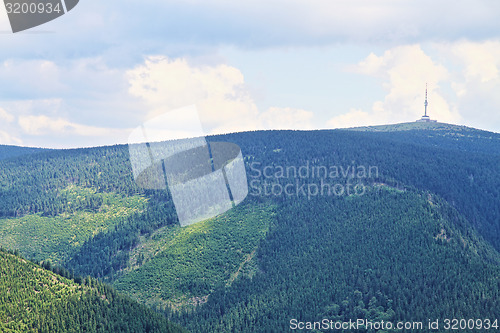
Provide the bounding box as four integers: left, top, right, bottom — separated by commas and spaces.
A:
0, 145, 47, 161
350, 122, 500, 155
176, 189, 499, 332
0, 122, 499, 332
0, 248, 187, 333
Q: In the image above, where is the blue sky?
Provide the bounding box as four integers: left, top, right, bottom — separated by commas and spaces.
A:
1, 0, 500, 148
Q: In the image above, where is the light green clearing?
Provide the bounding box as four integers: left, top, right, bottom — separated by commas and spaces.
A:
0, 186, 148, 263
113, 203, 275, 311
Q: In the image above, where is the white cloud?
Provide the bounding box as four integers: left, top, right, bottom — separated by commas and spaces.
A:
127, 56, 260, 134
3, 99, 64, 118
330, 41, 500, 132
4, 32, 500, 149
0, 130, 22, 145
18, 115, 125, 137
127, 56, 313, 137
0, 54, 316, 147
327, 108, 386, 129
330, 44, 460, 128
439, 40, 500, 87
439, 40, 500, 130
0, 107, 14, 123
259, 107, 314, 130
0, 106, 21, 145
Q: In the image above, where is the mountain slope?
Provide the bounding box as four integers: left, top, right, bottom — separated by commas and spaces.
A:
0, 145, 46, 161
176, 188, 500, 332
0, 249, 187, 333
349, 121, 500, 155
0, 122, 498, 332
112, 202, 274, 310
0, 185, 148, 262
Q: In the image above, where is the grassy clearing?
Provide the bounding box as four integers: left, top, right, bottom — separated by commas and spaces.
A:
113, 202, 275, 310
0, 186, 148, 263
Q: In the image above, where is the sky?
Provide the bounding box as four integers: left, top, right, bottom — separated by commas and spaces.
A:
1, 0, 500, 148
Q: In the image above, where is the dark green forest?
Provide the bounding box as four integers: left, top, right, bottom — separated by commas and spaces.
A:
0, 248, 187, 333
0, 145, 47, 161
174, 190, 499, 332
1, 122, 499, 332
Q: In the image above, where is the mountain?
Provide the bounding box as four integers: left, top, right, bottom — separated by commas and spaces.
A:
0, 122, 499, 332
178, 189, 499, 332
0, 248, 187, 333
0, 145, 47, 161
349, 121, 500, 155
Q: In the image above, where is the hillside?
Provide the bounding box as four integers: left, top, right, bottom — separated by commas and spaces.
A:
0, 145, 47, 161
349, 121, 500, 155
0, 122, 498, 332
351, 121, 480, 132
112, 202, 274, 310
177, 188, 500, 332
0, 186, 149, 263
0, 249, 187, 333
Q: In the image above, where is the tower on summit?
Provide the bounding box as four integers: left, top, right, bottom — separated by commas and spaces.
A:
417, 83, 437, 123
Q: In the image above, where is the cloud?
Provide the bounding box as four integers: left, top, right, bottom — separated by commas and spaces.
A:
0, 53, 316, 147
440, 40, 500, 131
329, 41, 500, 132
18, 115, 124, 137
439, 40, 500, 88
127, 56, 260, 133
15, 114, 131, 148
128, 0, 500, 46
450, 41, 500, 83
0, 107, 21, 145
2, 99, 64, 119
127, 56, 313, 137
0, 107, 14, 123
329, 44, 460, 128
0, 58, 144, 129
1, 0, 500, 64
0, 130, 22, 145
327, 108, 386, 129
0, 54, 316, 147
259, 107, 314, 130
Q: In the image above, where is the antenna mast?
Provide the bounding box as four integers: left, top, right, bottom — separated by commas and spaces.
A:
424, 83, 428, 117
416, 83, 436, 122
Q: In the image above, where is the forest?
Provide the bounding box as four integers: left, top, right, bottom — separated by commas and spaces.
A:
0, 248, 187, 333
0, 122, 499, 332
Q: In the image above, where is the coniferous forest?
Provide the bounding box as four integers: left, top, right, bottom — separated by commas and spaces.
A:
0, 122, 499, 332
0, 248, 187, 333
